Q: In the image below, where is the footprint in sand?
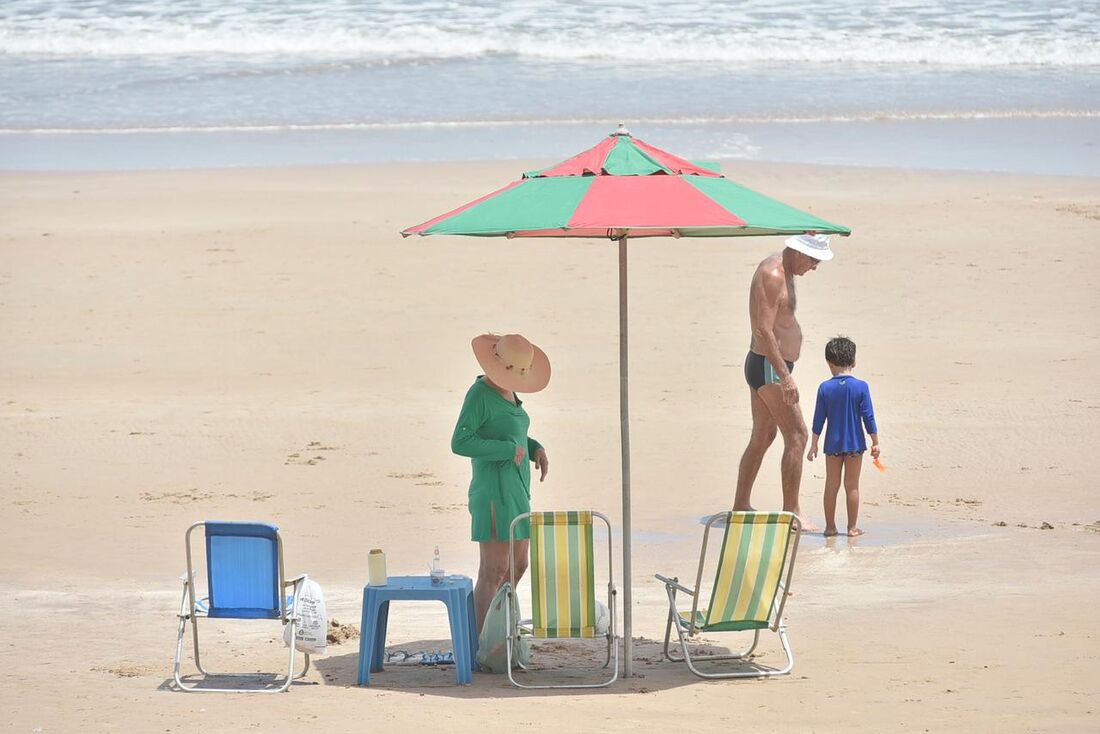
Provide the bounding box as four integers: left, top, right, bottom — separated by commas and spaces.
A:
92, 664, 161, 678
285, 441, 339, 465
430, 503, 465, 513
1056, 204, 1100, 222
223, 490, 275, 501
139, 489, 214, 504
387, 471, 444, 486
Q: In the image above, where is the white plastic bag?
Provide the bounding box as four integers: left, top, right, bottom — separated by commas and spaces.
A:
595, 600, 611, 636
283, 576, 327, 655
476, 583, 530, 673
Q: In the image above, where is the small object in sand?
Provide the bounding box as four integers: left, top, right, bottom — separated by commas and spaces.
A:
420, 650, 454, 666
327, 619, 359, 644
368, 548, 387, 586
992, 521, 1007, 527
386, 650, 416, 664
1040, 521, 1054, 530
873, 456, 887, 472
430, 545, 444, 584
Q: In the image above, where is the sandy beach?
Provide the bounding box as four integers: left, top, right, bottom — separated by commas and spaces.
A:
1, 160, 1098, 731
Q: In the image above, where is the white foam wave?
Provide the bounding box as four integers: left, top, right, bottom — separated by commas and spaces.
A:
3, 22, 1100, 67
3, 109, 1097, 135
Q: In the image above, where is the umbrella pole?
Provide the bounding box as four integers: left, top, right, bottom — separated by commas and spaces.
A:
618, 235, 633, 678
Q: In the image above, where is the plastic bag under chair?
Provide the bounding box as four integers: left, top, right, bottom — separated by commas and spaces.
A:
476, 583, 530, 673
594, 600, 610, 636
283, 576, 328, 655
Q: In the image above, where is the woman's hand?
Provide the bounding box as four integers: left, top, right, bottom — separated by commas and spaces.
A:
513, 444, 526, 465
534, 448, 549, 481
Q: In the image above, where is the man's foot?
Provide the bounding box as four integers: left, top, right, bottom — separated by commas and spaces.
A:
823, 527, 839, 537
732, 504, 756, 512
798, 519, 821, 533
847, 527, 865, 537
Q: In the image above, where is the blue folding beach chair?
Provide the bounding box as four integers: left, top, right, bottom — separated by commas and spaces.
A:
173, 521, 310, 693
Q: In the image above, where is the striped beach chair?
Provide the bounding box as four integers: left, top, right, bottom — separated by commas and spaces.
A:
506, 510, 619, 688
655, 511, 802, 679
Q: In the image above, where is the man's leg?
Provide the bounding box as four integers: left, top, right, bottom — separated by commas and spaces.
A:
733, 388, 778, 511
822, 454, 843, 536
756, 383, 815, 530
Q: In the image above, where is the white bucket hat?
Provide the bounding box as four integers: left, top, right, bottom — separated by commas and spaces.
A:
785, 233, 834, 261
472, 333, 551, 393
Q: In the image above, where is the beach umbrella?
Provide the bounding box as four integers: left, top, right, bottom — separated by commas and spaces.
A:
401, 125, 851, 676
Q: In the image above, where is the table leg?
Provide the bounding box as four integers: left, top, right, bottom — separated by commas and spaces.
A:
357, 590, 375, 685
371, 600, 390, 673
466, 588, 479, 671
446, 591, 472, 685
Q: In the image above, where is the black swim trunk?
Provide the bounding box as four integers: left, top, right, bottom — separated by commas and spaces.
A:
744, 351, 794, 391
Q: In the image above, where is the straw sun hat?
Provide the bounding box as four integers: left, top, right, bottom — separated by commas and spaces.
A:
472, 333, 551, 393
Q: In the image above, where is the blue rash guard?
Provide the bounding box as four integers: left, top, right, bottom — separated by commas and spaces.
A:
811, 374, 878, 455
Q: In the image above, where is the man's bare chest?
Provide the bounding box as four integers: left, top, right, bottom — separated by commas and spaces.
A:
777, 278, 797, 322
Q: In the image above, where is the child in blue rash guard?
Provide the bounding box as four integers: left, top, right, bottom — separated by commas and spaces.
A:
807, 336, 880, 537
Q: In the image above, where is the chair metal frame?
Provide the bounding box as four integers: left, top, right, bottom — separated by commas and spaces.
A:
505, 510, 619, 689
655, 511, 801, 679
173, 521, 311, 693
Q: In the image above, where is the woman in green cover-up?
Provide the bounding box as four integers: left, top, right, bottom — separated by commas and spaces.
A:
452, 333, 551, 632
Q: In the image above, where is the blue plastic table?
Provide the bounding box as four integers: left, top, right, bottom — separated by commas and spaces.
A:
357, 575, 478, 685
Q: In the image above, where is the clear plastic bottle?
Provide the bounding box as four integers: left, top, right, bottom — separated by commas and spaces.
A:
430, 545, 444, 584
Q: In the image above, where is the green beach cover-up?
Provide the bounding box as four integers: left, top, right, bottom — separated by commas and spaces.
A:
451, 376, 544, 542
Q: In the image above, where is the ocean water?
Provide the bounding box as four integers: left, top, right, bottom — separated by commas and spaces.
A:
1, 0, 1098, 173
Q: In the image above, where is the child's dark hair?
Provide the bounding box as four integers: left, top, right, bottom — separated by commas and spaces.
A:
825, 336, 856, 367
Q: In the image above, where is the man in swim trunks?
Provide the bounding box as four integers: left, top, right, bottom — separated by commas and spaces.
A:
733, 234, 834, 529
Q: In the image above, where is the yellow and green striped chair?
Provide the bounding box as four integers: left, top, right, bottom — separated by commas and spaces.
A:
655, 511, 802, 679
506, 510, 618, 688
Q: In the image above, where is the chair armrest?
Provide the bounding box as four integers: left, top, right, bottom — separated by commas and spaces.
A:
282, 575, 309, 623
655, 574, 695, 596
176, 574, 194, 618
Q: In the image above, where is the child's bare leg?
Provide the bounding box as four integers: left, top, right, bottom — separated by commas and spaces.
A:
822, 455, 844, 536
843, 453, 864, 536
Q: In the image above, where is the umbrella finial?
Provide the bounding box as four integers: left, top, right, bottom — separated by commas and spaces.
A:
610, 122, 631, 138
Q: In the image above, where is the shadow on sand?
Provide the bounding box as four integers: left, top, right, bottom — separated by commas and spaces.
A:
308, 634, 798, 697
